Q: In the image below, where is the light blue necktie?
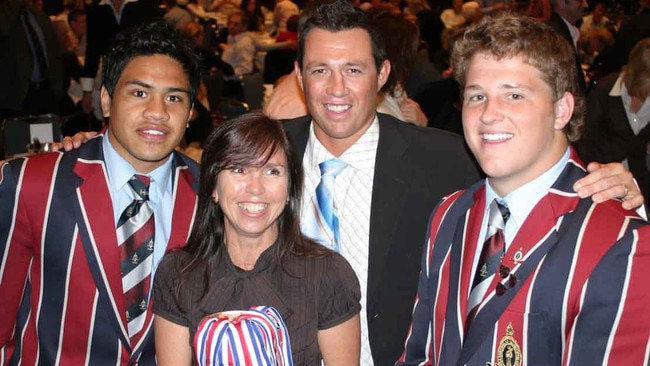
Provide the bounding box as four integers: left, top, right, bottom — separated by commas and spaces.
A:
302, 158, 348, 251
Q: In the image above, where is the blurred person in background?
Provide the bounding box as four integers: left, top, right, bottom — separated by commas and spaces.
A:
575, 38, 650, 209
0, 0, 65, 119
80, 0, 159, 113
580, 0, 610, 34
372, 11, 430, 126
164, 0, 194, 31
440, 0, 467, 29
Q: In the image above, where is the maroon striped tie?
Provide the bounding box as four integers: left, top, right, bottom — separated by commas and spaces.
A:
466, 199, 509, 331
117, 175, 155, 346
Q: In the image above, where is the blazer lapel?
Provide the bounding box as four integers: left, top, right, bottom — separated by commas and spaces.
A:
458, 153, 583, 365
72, 136, 131, 348
366, 117, 411, 312
167, 154, 199, 253
434, 183, 483, 364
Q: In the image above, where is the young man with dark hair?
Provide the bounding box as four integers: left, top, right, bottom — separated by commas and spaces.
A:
0, 21, 201, 364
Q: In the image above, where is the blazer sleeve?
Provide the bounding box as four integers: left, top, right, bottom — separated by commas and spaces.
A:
0, 159, 32, 352
565, 225, 650, 365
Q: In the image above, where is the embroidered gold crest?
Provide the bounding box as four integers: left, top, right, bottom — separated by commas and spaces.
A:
495, 323, 521, 366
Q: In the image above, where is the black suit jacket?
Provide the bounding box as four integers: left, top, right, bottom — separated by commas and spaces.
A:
606, 9, 650, 74
574, 72, 650, 209
0, 0, 65, 112
547, 12, 587, 94
283, 113, 481, 364
82, 0, 160, 80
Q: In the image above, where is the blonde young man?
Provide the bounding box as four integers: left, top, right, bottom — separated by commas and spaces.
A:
399, 15, 650, 365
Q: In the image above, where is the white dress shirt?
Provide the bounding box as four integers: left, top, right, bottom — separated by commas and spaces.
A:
102, 133, 175, 283
222, 31, 256, 76
301, 117, 379, 365
610, 72, 650, 135
470, 148, 570, 288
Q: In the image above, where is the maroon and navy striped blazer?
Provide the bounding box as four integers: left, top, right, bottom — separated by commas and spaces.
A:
398, 149, 650, 365
0, 135, 199, 365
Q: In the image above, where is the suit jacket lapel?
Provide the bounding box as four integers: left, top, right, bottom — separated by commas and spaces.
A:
607, 94, 636, 138
458, 153, 583, 364
366, 116, 411, 313
72, 136, 131, 348
283, 116, 311, 161
284, 115, 411, 314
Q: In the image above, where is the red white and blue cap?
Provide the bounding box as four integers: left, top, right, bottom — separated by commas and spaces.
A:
194, 306, 294, 365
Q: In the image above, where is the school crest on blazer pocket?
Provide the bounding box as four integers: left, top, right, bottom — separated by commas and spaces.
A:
487, 322, 521, 366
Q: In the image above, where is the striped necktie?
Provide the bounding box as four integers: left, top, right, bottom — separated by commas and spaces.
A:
301, 158, 347, 251
466, 199, 509, 329
117, 174, 155, 346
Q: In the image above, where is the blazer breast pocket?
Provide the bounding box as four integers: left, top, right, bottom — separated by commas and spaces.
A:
496, 309, 562, 365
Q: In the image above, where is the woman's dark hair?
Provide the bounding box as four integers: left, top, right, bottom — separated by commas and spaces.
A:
241, 0, 265, 31
370, 11, 419, 96
177, 112, 329, 298
102, 20, 201, 104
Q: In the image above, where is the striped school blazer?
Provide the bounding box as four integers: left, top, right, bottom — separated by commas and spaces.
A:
398, 148, 650, 365
0, 135, 199, 365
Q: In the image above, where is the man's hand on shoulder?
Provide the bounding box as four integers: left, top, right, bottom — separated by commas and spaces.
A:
51, 131, 99, 152
573, 161, 644, 211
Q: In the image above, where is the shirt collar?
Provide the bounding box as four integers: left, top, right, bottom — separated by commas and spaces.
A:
609, 72, 625, 97
304, 115, 380, 171
98, 0, 138, 21
560, 15, 581, 47
102, 132, 173, 196
229, 31, 250, 42
98, 0, 138, 6
485, 147, 570, 230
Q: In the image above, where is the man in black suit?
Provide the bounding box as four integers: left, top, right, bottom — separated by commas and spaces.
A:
80, 0, 159, 113
287, 3, 479, 363
0, 0, 65, 119
286, 0, 643, 364
547, 0, 588, 93
605, 0, 650, 73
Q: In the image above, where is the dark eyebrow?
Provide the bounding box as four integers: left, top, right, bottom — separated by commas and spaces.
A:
124, 80, 191, 95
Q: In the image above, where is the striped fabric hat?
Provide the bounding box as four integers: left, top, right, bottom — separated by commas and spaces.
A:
194, 306, 294, 365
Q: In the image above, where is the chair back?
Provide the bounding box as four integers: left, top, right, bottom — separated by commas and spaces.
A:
264, 49, 297, 85
1, 114, 63, 158
240, 72, 264, 110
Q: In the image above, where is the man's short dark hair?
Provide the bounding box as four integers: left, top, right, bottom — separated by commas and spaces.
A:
296, 0, 386, 71
102, 20, 201, 104
67, 8, 86, 25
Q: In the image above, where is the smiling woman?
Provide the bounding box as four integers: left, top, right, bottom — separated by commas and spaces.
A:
152, 111, 362, 365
